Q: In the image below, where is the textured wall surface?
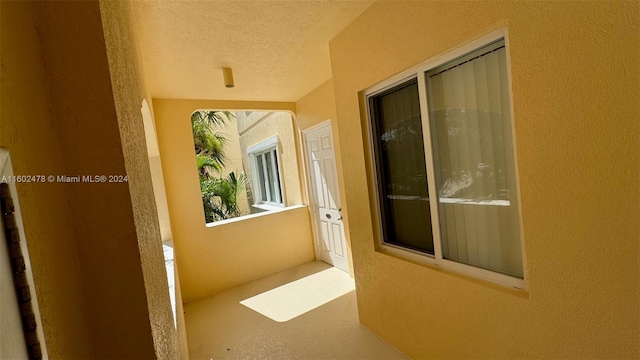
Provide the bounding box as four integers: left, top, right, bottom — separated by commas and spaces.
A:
329, 1, 639, 358
295, 79, 338, 131
0, 2, 94, 357
29, 1, 159, 358
99, 1, 182, 359
153, 99, 314, 302
1, 1, 173, 358
130, 1, 373, 101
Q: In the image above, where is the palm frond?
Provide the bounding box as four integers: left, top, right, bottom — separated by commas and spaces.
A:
191, 110, 245, 222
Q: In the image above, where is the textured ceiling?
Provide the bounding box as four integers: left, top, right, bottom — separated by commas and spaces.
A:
130, 1, 374, 102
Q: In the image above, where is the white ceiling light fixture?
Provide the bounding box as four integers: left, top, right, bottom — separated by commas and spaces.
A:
222, 67, 234, 88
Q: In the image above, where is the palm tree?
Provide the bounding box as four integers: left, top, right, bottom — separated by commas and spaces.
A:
191, 110, 232, 175
191, 110, 248, 222
200, 171, 248, 222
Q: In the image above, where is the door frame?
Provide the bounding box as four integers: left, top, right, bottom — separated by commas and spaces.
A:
302, 119, 336, 264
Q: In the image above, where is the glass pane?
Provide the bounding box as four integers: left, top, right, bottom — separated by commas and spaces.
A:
426, 39, 523, 278
369, 79, 434, 254
272, 150, 283, 203
265, 151, 277, 203
256, 154, 267, 202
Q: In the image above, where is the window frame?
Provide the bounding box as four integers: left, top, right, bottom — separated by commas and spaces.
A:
247, 136, 285, 208
363, 28, 528, 290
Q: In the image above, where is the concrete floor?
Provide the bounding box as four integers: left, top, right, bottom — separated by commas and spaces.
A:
184, 261, 408, 360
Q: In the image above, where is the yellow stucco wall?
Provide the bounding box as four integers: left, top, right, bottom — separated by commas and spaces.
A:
153, 99, 315, 303
295, 79, 338, 131
295, 79, 354, 275
1, 2, 94, 357
1, 1, 179, 358
127, 10, 188, 354
330, 1, 639, 358
99, 0, 183, 358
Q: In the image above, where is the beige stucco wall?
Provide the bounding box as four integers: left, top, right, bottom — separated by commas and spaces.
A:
128, 12, 188, 355
1, 2, 94, 357
1, 1, 181, 358
153, 99, 315, 303
236, 111, 269, 134
238, 111, 303, 209
99, 0, 183, 358
295, 79, 354, 275
295, 79, 338, 131
330, 1, 639, 358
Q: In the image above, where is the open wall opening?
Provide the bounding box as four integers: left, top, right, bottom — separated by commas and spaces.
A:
190, 110, 303, 225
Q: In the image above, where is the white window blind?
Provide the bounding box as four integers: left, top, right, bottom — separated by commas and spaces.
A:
426, 40, 522, 278
366, 34, 525, 286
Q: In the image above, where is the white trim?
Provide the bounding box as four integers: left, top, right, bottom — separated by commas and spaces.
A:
247, 135, 279, 154
418, 67, 443, 262
379, 243, 438, 266
504, 30, 530, 285
363, 95, 387, 256
440, 258, 526, 290
247, 136, 285, 206
364, 73, 419, 100
0, 148, 49, 359
362, 27, 528, 291
415, 28, 508, 76
252, 203, 284, 212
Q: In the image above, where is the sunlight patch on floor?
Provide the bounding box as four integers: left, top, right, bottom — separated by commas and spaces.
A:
239, 267, 355, 322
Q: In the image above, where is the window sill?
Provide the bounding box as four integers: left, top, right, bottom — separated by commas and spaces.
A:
252, 203, 284, 212
377, 243, 528, 293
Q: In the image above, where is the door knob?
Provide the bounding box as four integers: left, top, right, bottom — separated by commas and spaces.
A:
325, 214, 331, 219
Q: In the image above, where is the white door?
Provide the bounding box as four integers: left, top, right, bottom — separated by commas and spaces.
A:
304, 123, 349, 273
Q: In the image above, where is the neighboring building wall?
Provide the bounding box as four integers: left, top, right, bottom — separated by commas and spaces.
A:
237, 111, 303, 211
329, 1, 639, 359
153, 99, 315, 303
216, 114, 250, 215
295, 79, 354, 274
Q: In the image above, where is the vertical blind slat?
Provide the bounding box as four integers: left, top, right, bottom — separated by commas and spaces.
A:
427, 40, 523, 278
